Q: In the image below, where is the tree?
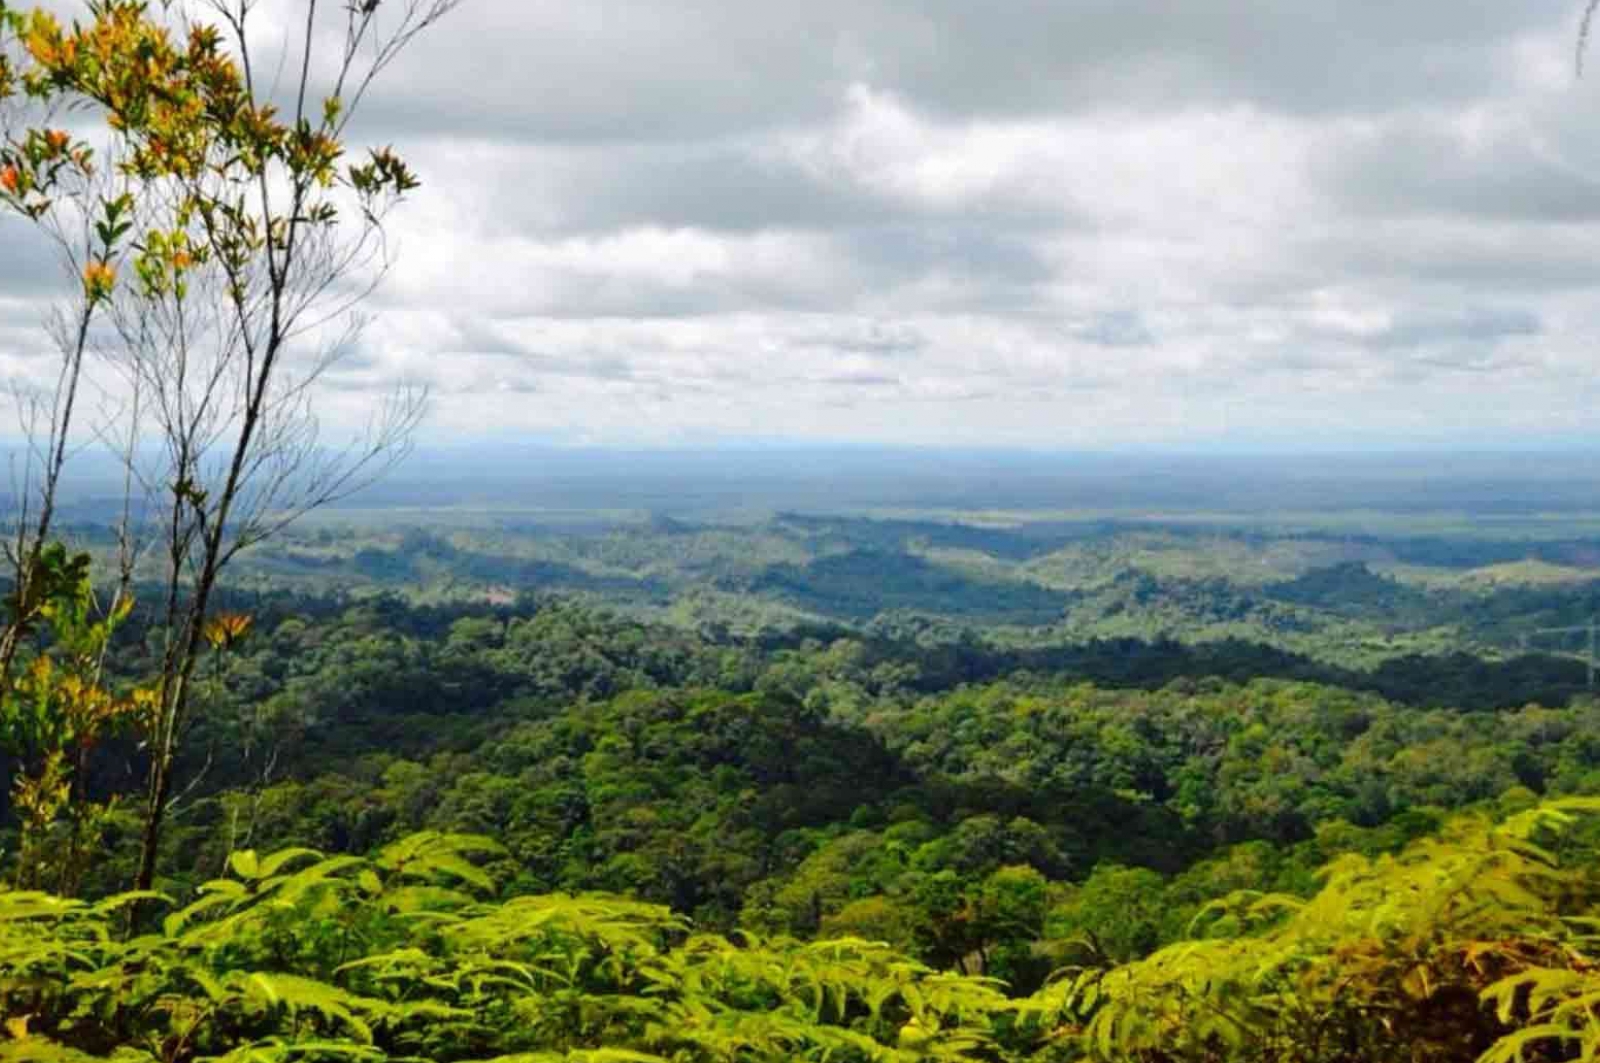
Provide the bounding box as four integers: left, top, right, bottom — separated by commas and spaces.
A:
0, 545, 152, 893
1032, 801, 1600, 1063
0, 36, 147, 888
0, 0, 457, 890
1045, 863, 1169, 965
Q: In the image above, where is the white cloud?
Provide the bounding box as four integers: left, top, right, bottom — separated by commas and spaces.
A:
5, 0, 1600, 449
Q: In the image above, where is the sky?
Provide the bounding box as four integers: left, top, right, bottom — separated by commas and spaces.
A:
8, 1, 1600, 451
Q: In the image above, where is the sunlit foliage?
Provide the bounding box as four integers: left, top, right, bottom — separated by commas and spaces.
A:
7, 805, 1600, 1062
0, 831, 1011, 1063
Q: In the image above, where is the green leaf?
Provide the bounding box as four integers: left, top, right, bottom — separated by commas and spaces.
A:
229, 850, 261, 880
257, 848, 322, 879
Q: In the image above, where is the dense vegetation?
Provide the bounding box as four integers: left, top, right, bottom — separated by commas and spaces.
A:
219, 515, 1600, 672
10, 801, 1600, 1063
9, 578, 1600, 1062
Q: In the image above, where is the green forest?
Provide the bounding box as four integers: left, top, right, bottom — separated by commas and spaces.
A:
13, 575, 1600, 1063
10, 1, 1600, 1062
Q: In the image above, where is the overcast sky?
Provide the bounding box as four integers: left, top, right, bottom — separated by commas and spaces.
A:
9, 1, 1600, 451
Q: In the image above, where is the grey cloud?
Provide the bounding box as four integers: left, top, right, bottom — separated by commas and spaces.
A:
366, 0, 1574, 145
379, 269, 845, 320
1366, 307, 1542, 349
447, 319, 531, 359
500, 144, 915, 234
435, 136, 1088, 240
791, 321, 927, 357
833, 0, 1566, 119
1292, 305, 1544, 353
445, 321, 640, 381
1324, 117, 1600, 224
1071, 311, 1156, 348
317, 373, 386, 394
1224, 307, 1543, 386
1386, 348, 1539, 381
0, 326, 52, 366
364, 2, 839, 144
1212, 306, 1543, 393
566, 274, 842, 319
840, 223, 1057, 309
822, 371, 900, 387
0, 225, 70, 297
486, 378, 543, 395
1290, 220, 1600, 294
1248, 347, 1353, 375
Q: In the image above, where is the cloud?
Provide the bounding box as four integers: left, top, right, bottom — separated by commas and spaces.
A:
0, 221, 70, 298
362, 0, 1578, 143
1071, 312, 1156, 348
6, 0, 1600, 449
1320, 103, 1600, 223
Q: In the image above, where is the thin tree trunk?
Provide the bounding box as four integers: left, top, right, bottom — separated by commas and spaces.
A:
134, 321, 280, 889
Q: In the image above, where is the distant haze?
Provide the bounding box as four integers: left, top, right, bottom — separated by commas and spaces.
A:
323, 446, 1600, 519
8, 444, 1596, 522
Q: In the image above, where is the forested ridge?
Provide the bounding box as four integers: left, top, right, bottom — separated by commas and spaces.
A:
232, 520, 1600, 672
